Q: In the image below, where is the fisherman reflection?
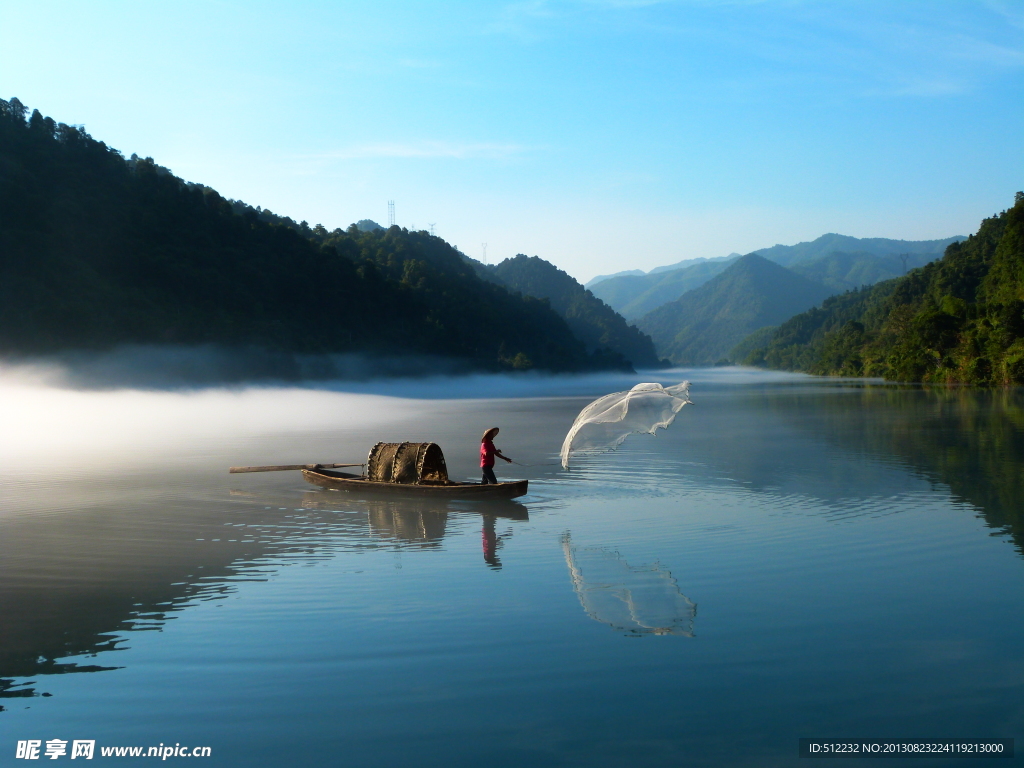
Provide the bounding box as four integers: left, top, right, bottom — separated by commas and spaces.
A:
480, 427, 512, 484
481, 515, 513, 570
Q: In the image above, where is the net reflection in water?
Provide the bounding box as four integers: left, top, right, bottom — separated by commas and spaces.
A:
562, 533, 696, 637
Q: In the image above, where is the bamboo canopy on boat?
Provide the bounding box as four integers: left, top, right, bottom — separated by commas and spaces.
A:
366, 442, 450, 485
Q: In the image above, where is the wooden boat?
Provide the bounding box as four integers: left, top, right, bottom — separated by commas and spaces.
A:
300, 442, 527, 499
302, 468, 528, 499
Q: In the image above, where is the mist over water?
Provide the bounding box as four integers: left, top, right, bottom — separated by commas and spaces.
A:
2, 365, 1022, 766
0, 353, 716, 479
0, 345, 480, 391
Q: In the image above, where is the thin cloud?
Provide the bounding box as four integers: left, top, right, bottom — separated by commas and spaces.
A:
941, 32, 1024, 68
982, 0, 1024, 30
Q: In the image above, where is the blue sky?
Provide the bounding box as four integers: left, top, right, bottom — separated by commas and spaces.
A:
3, 0, 1021, 281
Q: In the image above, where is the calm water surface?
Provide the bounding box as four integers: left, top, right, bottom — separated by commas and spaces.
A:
1, 368, 1022, 766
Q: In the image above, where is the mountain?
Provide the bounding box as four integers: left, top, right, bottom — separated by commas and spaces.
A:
589, 237, 959, 322
790, 250, 942, 293
475, 255, 662, 369
584, 268, 645, 287
0, 97, 623, 375
585, 253, 745, 290
739, 194, 1024, 385
752, 233, 964, 268
648, 254, 740, 275
636, 254, 834, 365
585, 254, 737, 289
590, 258, 738, 320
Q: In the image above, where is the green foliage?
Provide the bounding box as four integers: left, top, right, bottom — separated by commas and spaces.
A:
741, 195, 1024, 385
481, 254, 658, 369
738, 282, 896, 371
637, 254, 835, 365
510, 352, 533, 370
790, 250, 941, 293
728, 325, 777, 364
0, 98, 619, 374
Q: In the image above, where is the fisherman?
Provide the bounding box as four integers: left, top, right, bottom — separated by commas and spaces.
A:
480, 427, 512, 484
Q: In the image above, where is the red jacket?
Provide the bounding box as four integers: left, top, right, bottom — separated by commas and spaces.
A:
480, 439, 497, 468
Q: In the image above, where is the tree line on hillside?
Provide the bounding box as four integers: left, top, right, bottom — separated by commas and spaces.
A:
0, 97, 638, 374
740, 194, 1024, 386
474, 255, 664, 369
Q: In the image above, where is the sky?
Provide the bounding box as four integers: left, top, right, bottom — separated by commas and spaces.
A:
2, 0, 1022, 283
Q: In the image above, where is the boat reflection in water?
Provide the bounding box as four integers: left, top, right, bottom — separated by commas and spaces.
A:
0, 484, 530, 702
301, 491, 528, 568
562, 533, 696, 637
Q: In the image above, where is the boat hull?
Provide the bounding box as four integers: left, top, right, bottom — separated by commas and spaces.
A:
301, 469, 528, 499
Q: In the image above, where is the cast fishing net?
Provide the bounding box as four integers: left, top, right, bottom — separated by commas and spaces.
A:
559, 381, 691, 469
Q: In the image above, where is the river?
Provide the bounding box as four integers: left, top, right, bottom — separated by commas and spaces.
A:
1, 367, 1022, 766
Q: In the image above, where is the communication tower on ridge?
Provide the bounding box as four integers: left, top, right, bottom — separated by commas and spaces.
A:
388, 200, 395, 227
482, 243, 488, 264
429, 223, 436, 236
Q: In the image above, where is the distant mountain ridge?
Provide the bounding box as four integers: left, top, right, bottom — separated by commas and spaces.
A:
648, 254, 740, 275
584, 268, 645, 286
636, 254, 834, 365
588, 233, 964, 320
754, 233, 965, 268
584, 254, 737, 288
594, 259, 738, 321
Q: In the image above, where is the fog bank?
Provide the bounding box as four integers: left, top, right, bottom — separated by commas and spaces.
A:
0, 345, 480, 391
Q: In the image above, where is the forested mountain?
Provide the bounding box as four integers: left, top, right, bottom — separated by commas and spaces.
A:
752, 233, 964, 268
0, 97, 624, 374
590, 258, 737, 320
636, 254, 834, 365
589, 236, 957, 322
791, 250, 942, 293
472, 255, 662, 368
740, 195, 1024, 385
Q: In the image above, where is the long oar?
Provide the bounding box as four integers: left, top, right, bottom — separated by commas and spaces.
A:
229, 463, 364, 474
